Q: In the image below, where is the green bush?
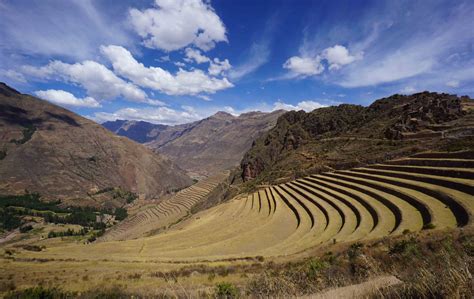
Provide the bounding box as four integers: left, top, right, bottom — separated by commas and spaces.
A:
347, 242, 363, 261
215, 282, 239, 298
10, 125, 36, 145
390, 237, 420, 257
114, 208, 128, 221
307, 258, 328, 279
48, 228, 88, 238
0, 209, 22, 230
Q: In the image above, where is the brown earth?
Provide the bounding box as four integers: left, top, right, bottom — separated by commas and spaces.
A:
0, 83, 192, 207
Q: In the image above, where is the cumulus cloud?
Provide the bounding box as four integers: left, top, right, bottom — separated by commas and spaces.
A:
184, 47, 210, 64
92, 106, 202, 125
129, 0, 227, 52
322, 45, 360, 70
184, 48, 231, 76
35, 89, 101, 108
90, 98, 332, 126
272, 100, 327, 112
283, 56, 324, 77
208, 58, 231, 76
23, 59, 163, 106
100, 45, 233, 95
283, 45, 359, 78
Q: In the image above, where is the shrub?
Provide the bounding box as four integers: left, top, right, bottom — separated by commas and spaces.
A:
114, 208, 128, 221
389, 237, 419, 257
215, 282, 239, 298
307, 258, 328, 279
19, 225, 33, 233
21, 245, 42, 252
347, 242, 363, 261
10, 125, 36, 145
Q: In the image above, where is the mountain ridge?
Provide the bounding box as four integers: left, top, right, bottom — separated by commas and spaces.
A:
0, 83, 192, 207
240, 91, 474, 185
103, 109, 286, 177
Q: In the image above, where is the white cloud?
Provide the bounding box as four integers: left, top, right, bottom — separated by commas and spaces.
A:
283, 56, 324, 77
229, 40, 270, 80
2, 69, 26, 83
322, 45, 359, 70
184, 47, 210, 64
339, 47, 435, 87
0, 0, 131, 61
336, 2, 474, 88
92, 106, 202, 125
35, 89, 101, 108
158, 55, 170, 62
23, 60, 164, 106
129, 0, 227, 52
272, 100, 327, 112
100, 45, 233, 95
208, 58, 231, 76
282, 45, 359, 78
446, 80, 460, 88
174, 61, 186, 67
196, 94, 212, 101
400, 86, 417, 94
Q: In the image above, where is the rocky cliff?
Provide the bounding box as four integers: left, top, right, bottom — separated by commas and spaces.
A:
241, 92, 474, 184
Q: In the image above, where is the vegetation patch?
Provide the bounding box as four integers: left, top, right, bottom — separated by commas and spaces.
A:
10, 125, 36, 145
0, 193, 124, 232
0, 149, 6, 160
215, 282, 240, 298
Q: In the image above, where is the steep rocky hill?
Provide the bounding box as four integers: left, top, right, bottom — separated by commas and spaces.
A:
241, 92, 474, 184
0, 83, 192, 207
104, 110, 285, 177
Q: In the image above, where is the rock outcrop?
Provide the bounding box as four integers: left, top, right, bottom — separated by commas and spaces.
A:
241, 92, 474, 183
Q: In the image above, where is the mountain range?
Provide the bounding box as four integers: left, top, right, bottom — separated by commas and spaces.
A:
103, 110, 285, 177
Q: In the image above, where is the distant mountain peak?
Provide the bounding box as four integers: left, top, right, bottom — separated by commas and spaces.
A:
211, 111, 235, 120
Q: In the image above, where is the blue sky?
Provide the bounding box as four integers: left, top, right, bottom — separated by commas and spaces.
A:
1, 0, 473, 125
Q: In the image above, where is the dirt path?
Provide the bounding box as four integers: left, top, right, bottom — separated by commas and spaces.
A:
0, 229, 19, 244
303, 275, 401, 299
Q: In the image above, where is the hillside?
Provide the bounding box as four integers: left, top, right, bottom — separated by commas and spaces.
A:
104, 110, 285, 177
241, 92, 474, 184
0, 83, 192, 207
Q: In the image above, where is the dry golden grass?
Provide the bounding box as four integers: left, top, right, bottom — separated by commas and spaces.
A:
1, 153, 473, 296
